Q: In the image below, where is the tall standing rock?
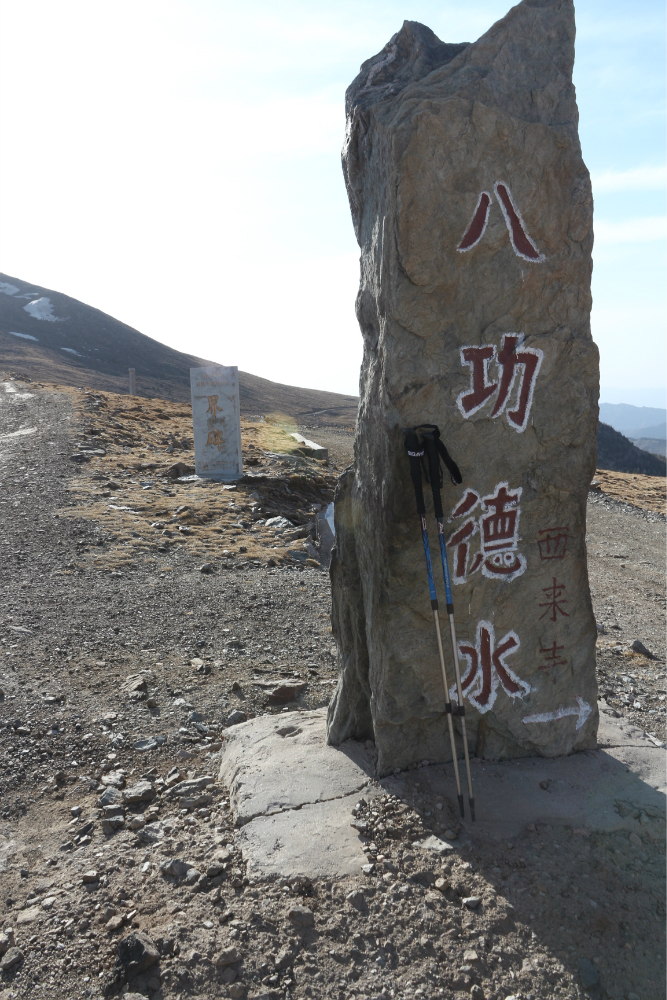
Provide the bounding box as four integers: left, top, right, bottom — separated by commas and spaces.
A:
328, 0, 599, 775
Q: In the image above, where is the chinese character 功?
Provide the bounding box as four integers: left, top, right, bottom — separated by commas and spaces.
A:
538, 640, 567, 683
538, 577, 569, 622
206, 429, 223, 451
453, 620, 530, 714
537, 526, 569, 561
206, 395, 223, 417
457, 333, 543, 433
448, 481, 527, 584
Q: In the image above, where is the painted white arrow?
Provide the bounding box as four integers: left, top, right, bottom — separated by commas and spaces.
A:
522, 696, 592, 731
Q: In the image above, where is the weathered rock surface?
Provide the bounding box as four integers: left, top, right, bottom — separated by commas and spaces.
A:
328, 1, 599, 773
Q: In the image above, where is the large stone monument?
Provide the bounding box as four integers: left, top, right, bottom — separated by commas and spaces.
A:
327, 0, 599, 775
190, 366, 242, 481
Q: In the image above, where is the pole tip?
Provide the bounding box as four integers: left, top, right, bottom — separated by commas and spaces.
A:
457, 793, 465, 819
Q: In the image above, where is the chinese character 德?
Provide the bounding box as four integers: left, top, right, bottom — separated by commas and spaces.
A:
206, 395, 223, 417
448, 482, 527, 584
537, 526, 569, 561
452, 620, 530, 714
538, 577, 569, 622
457, 333, 543, 433
206, 429, 223, 451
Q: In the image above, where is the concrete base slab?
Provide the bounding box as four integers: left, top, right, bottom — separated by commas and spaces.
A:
219, 709, 373, 824
218, 705, 666, 879
238, 793, 367, 879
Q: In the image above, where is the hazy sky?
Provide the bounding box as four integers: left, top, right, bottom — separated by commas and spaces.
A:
1, 0, 665, 404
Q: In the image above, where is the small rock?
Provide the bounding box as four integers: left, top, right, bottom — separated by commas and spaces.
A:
124, 780, 156, 804
0, 947, 23, 971
214, 945, 241, 967
434, 877, 449, 892
266, 681, 308, 704
0, 931, 13, 955
165, 776, 214, 799
288, 904, 314, 929
107, 914, 126, 932
82, 870, 99, 884
160, 858, 192, 879
361, 863, 375, 875
275, 945, 294, 970
577, 957, 600, 989
116, 930, 159, 976
71, 805, 83, 817
631, 639, 656, 659
199, 563, 214, 573
227, 985, 245, 1000
470, 986, 485, 1000
443, 828, 457, 839
133, 736, 166, 751
629, 832, 642, 847
17, 905, 41, 924
462, 896, 481, 909
417, 835, 454, 854
226, 709, 246, 726
463, 948, 479, 961
98, 786, 124, 807
346, 889, 367, 911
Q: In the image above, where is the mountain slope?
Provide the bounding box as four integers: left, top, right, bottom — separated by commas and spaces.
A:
0, 272, 358, 426
597, 422, 666, 477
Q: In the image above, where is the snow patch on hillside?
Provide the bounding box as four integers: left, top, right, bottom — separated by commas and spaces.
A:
8, 331, 39, 341
23, 297, 60, 321
61, 347, 82, 356
0, 282, 20, 295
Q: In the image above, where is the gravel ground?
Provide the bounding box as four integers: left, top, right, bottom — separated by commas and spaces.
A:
0, 379, 665, 1000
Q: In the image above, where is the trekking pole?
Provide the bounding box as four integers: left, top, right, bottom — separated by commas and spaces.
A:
404, 430, 465, 819
419, 425, 475, 821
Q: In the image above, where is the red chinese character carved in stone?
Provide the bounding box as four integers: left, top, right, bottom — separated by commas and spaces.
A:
457, 181, 545, 263
538, 640, 568, 683
448, 482, 526, 584
537, 526, 569, 561
457, 334, 543, 433
452, 620, 530, 714
538, 577, 569, 622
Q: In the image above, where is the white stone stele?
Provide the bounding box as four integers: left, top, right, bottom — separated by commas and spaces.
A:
190, 365, 242, 481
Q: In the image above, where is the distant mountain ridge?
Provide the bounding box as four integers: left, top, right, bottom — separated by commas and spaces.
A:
0, 272, 359, 427
597, 422, 666, 477
599, 402, 666, 439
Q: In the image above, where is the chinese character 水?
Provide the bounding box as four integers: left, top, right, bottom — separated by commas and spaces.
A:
452, 619, 530, 714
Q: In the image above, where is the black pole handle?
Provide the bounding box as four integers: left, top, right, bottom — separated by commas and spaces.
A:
404, 431, 426, 517
421, 432, 444, 519
415, 424, 462, 486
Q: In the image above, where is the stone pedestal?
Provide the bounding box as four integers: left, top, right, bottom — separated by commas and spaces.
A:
327, 1, 599, 775
190, 366, 242, 481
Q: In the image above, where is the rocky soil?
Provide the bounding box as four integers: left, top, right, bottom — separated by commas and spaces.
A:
0, 379, 665, 1000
